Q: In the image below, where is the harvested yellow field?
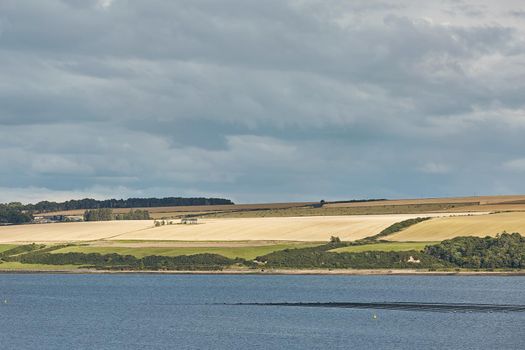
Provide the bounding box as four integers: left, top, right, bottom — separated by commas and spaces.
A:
386, 212, 525, 242
0, 212, 483, 243
107, 213, 473, 242
0, 220, 153, 243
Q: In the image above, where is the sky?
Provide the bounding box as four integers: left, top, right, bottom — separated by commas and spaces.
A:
1, 0, 524, 204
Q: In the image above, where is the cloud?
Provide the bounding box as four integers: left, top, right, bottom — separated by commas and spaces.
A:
31, 155, 94, 175
0, 185, 142, 204
97, 0, 113, 10
503, 158, 525, 172
0, 0, 525, 202
418, 162, 451, 174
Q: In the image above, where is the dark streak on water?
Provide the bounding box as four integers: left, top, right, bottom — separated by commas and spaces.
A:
1, 274, 525, 349
230, 301, 525, 313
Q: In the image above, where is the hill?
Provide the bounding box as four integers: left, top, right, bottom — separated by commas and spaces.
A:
0, 212, 478, 244
385, 212, 525, 242
32, 195, 525, 220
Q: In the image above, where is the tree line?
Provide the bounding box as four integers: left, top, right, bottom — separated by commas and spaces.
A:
8, 250, 235, 271
19, 197, 234, 213
366, 217, 431, 241
253, 242, 449, 269
424, 232, 525, 269
83, 208, 151, 221
4, 233, 525, 271
0, 203, 33, 224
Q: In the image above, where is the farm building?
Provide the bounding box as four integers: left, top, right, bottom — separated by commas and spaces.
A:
180, 218, 198, 224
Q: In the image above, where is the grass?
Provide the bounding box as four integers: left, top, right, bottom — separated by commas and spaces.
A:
51, 243, 322, 260
0, 244, 18, 253
330, 242, 438, 253
0, 261, 82, 271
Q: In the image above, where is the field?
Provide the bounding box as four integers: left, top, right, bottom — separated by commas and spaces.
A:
36, 195, 525, 220
325, 195, 525, 207
0, 213, 483, 243
0, 244, 17, 253
51, 242, 320, 260
330, 242, 437, 253
205, 203, 484, 218
319, 195, 525, 216
0, 261, 81, 271
1, 208, 525, 272
0, 221, 154, 243
385, 212, 525, 241
38, 202, 317, 219
113, 214, 471, 242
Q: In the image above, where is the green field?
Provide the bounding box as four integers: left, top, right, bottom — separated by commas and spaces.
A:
51, 243, 321, 260
330, 242, 437, 253
0, 261, 82, 271
0, 244, 18, 253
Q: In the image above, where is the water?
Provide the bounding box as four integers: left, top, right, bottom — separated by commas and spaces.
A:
0, 274, 524, 349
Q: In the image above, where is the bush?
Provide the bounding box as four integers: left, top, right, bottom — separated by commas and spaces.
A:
0, 244, 44, 260
425, 232, 525, 269
16, 251, 236, 271
256, 249, 448, 269
370, 217, 431, 240
115, 209, 151, 220
0, 203, 33, 224
330, 236, 341, 243
83, 208, 113, 221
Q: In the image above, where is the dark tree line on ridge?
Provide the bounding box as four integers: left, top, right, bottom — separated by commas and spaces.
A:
19, 197, 234, 213
0, 197, 232, 224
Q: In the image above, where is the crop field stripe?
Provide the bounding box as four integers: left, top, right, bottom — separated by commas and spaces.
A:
0, 244, 18, 253
330, 242, 438, 253
51, 243, 322, 260
229, 302, 525, 313
0, 262, 82, 271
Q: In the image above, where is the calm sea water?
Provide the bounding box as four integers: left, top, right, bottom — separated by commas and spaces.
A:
0, 274, 524, 349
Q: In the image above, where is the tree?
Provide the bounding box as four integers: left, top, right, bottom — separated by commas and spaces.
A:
83, 208, 113, 221
330, 236, 341, 243
23, 197, 234, 213
0, 204, 33, 224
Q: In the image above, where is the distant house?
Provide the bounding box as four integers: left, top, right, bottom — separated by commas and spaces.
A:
33, 216, 53, 224
407, 256, 421, 264
34, 215, 82, 223
47, 215, 66, 222
180, 217, 198, 224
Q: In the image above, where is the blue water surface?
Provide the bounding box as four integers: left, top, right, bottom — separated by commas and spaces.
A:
0, 274, 524, 349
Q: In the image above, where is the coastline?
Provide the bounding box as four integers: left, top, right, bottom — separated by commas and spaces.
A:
1, 268, 524, 276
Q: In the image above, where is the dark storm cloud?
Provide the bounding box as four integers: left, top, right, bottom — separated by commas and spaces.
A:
0, 0, 524, 203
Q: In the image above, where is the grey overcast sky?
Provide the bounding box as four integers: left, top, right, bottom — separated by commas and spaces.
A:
1, 0, 524, 204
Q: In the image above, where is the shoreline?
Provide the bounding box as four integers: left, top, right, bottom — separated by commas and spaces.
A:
1, 268, 524, 276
